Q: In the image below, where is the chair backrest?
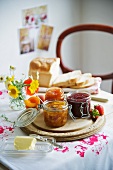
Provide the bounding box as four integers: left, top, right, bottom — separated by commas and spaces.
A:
56, 24, 113, 93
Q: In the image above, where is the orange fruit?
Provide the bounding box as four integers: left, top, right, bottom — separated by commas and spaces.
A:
24, 96, 40, 108
24, 99, 37, 108
28, 96, 40, 105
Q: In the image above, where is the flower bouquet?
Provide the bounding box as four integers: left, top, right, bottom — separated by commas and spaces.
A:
0, 66, 39, 110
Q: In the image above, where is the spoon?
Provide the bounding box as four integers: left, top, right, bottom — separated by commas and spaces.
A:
37, 95, 44, 104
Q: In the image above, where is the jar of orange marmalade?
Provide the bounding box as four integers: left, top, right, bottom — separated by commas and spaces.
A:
43, 100, 68, 128
45, 87, 64, 101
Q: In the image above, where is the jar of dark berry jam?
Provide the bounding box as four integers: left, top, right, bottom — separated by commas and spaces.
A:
67, 92, 91, 118
45, 87, 64, 101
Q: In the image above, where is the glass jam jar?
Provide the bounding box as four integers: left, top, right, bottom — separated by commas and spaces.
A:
45, 87, 64, 101
67, 92, 91, 118
43, 100, 68, 128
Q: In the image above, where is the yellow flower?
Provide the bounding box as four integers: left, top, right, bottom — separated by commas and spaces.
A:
8, 85, 20, 99
5, 76, 15, 90
29, 80, 39, 94
5, 81, 11, 90
0, 75, 5, 83
10, 65, 16, 70
6, 76, 14, 82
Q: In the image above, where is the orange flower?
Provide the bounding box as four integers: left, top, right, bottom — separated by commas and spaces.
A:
24, 78, 39, 96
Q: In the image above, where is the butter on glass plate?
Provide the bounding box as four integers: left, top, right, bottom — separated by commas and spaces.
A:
0, 136, 54, 155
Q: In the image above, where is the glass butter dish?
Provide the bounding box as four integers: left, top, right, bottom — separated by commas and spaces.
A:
0, 136, 54, 155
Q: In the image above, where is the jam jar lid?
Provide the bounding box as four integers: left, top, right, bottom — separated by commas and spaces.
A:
43, 100, 68, 112
14, 108, 39, 127
67, 91, 91, 103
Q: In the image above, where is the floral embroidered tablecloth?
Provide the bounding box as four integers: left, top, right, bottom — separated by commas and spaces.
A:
0, 89, 113, 170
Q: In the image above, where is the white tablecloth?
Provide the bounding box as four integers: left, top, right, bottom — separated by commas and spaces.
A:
0, 90, 113, 170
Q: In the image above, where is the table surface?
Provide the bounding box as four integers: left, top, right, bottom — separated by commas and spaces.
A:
0, 90, 113, 170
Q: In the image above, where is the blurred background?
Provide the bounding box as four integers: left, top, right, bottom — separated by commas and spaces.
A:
0, 0, 113, 92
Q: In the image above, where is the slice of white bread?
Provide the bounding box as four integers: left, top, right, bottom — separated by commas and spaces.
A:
75, 73, 92, 86
52, 70, 82, 87
70, 77, 95, 89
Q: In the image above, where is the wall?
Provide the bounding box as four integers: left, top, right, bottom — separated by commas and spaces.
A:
61, 0, 113, 93
0, 0, 80, 78
0, 0, 113, 93
81, 0, 113, 92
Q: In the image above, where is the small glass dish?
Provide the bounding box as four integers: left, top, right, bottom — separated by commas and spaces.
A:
0, 136, 54, 155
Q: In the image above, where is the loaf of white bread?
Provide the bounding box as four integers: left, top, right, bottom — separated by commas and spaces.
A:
29, 57, 60, 87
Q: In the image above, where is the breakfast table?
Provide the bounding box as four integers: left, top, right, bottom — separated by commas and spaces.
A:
0, 88, 113, 170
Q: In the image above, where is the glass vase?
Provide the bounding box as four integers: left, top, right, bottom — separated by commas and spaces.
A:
9, 97, 25, 111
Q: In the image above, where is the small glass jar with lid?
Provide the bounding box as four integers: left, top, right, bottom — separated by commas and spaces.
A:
45, 87, 64, 101
43, 100, 68, 128
67, 92, 91, 118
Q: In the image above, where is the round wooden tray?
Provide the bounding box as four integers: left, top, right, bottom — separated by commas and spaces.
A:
32, 112, 93, 132
20, 113, 106, 142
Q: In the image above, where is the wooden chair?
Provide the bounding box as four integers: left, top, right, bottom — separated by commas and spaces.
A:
56, 24, 113, 93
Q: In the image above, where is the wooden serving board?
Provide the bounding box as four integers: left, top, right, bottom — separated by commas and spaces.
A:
32, 112, 93, 132
20, 113, 106, 142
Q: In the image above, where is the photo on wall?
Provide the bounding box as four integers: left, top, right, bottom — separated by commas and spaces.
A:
19, 28, 35, 54
37, 24, 54, 51
22, 5, 48, 28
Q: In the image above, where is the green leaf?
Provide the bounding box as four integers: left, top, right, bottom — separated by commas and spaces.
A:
91, 109, 100, 116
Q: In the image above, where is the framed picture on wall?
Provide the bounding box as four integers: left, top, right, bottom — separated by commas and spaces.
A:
18, 28, 35, 54
22, 5, 48, 28
37, 24, 54, 51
